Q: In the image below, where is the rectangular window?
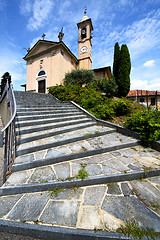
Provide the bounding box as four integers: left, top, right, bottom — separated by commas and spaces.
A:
151, 98, 155, 105
140, 98, 144, 102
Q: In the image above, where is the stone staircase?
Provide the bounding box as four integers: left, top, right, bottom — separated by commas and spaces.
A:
0, 91, 160, 240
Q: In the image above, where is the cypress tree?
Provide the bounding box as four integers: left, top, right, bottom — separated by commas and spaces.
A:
117, 44, 131, 97
0, 72, 11, 96
113, 42, 120, 85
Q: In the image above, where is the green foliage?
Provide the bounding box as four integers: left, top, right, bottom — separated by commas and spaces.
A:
48, 188, 64, 198
113, 98, 131, 116
49, 85, 160, 146
49, 86, 137, 121
117, 219, 160, 240
64, 69, 95, 87
102, 77, 118, 97
113, 42, 120, 85
125, 109, 160, 146
76, 164, 88, 180
93, 104, 115, 120
0, 72, 11, 96
113, 43, 131, 97
117, 44, 131, 97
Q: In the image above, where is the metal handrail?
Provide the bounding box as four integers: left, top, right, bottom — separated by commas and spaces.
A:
0, 80, 17, 183
0, 85, 17, 138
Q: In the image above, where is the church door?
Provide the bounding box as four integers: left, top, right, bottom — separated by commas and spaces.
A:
38, 80, 45, 93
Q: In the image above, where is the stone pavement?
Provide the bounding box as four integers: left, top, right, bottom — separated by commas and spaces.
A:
0, 91, 160, 240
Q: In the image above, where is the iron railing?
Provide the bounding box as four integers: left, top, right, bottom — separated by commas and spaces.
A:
0, 80, 17, 183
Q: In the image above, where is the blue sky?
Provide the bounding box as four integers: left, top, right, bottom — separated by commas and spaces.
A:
0, 0, 160, 91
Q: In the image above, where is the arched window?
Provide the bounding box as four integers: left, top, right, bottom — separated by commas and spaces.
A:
38, 70, 46, 76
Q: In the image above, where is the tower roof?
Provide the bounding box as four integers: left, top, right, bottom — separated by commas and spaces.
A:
81, 14, 89, 22
81, 8, 89, 22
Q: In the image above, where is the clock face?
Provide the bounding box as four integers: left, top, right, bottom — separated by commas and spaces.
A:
81, 46, 88, 53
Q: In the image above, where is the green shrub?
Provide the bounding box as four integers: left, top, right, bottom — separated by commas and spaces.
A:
49, 85, 67, 101
113, 98, 131, 116
93, 104, 115, 120
125, 109, 160, 146
80, 89, 104, 110
64, 69, 95, 87
102, 77, 118, 97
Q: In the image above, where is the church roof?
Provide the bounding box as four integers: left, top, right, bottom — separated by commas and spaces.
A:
23, 40, 78, 63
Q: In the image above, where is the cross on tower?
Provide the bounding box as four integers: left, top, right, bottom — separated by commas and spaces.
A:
84, 6, 87, 15
42, 33, 46, 40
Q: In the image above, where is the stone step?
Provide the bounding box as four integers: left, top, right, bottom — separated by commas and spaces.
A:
16, 101, 70, 106
16, 112, 84, 122
14, 91, 56, 100
16, 115, 89, 128
17, 122, 101, 144
16, 129, 119, 156
1, 169, 160, 196
16, 109, 80, 116
16, 105, 76, 112
16, 118, 94, 135
4, 145, 160, 189
0, 177, 160, 236
15, 140, 140, 171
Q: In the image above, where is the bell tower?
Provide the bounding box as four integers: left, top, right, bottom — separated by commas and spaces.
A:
77, 10, 93, 70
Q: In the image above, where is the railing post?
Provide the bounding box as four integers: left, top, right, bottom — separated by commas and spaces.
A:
0, 131, 3, 147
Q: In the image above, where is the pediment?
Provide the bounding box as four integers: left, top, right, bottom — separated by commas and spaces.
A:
24, 40, 57, 60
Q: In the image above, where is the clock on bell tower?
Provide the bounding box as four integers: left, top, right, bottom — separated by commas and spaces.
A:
77, 10, 93, 70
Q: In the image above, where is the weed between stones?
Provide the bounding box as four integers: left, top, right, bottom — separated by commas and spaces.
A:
81, 146, 88, 151
40, 180, 48, 183
48, 188, 64, 198
151, 202, 160, 211
77, 163, 88, 180
84, 133, 93, 136
116, 219, 160, 240
48, 164, 88, 198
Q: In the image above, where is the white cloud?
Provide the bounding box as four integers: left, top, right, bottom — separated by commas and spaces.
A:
20, 0, 32, 16
131, 78, 160, 91
143, 60, 155, 67
27, 0, 54, 31
20, 0, 54, 31
127, 11, 160, 59
0, 0, 6, 11
0, 49, 26, 90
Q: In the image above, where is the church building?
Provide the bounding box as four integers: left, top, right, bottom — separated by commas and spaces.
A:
23, 11, 111, 93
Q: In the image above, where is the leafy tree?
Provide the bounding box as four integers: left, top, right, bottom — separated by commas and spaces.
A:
102, 77, 118, 97
0, 72, 11, 96
117, 44, 131, 97
64, 69, 95, 87
113, 42, 120, 85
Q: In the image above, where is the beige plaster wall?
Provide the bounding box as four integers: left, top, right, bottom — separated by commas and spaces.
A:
0, 95, 11, 127
26, 47, 77, 92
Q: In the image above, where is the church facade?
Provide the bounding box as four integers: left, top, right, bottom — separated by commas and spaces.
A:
23, 12, 111, 93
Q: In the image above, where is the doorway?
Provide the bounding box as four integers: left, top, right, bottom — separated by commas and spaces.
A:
38, 80, 46, 93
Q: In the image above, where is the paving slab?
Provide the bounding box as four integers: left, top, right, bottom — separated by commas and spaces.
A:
1, 179, 160, 233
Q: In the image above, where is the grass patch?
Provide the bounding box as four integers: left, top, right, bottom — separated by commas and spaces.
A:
84, 133, 93, 136
116, 219, 160, 240
76, 163, 88, 180
40, 180, 48, 183
48, 187, 64, 198
95, 131, 100, 134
